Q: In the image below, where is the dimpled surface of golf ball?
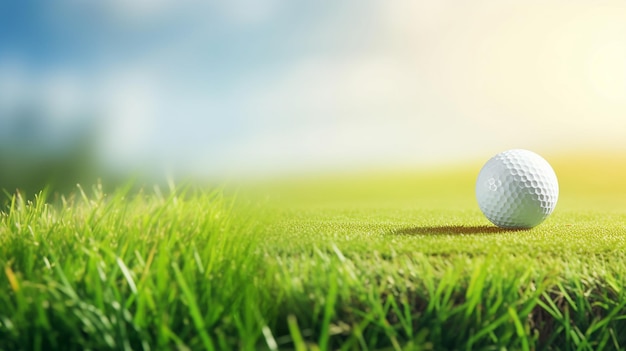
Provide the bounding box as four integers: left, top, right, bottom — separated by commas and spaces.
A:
476, 149, 559, 229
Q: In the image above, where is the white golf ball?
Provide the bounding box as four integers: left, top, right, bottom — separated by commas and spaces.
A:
476, 149, 559, 229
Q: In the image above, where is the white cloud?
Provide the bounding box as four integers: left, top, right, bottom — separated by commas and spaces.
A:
212, 0, 284, 27
95, 69, 160, 170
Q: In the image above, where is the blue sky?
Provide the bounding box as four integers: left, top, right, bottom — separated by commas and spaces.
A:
1, 1, 625, 178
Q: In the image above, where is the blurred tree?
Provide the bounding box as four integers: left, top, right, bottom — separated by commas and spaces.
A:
0, 104, 98, 202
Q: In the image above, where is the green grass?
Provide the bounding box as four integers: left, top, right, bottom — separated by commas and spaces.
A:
2, 157, 626, 350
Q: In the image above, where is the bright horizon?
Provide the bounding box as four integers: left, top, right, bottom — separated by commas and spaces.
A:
1, 1, 625, 178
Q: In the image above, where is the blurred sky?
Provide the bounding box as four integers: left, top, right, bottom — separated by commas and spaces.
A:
0, 1, 625, 178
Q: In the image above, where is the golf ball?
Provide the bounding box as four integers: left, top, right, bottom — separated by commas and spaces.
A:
476, 149, 559, 229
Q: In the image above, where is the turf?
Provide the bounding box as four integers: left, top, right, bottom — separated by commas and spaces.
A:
2, 155, 626, 350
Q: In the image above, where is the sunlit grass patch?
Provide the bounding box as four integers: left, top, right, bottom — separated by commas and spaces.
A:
2, 157, 626, 350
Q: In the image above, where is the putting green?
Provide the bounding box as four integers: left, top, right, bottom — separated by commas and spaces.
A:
252, 153, 626, 258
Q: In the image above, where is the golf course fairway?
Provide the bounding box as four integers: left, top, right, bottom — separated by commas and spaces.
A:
1, 153, 626, 350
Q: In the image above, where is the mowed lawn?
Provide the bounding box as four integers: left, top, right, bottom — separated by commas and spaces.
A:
2, 154, 626, 350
